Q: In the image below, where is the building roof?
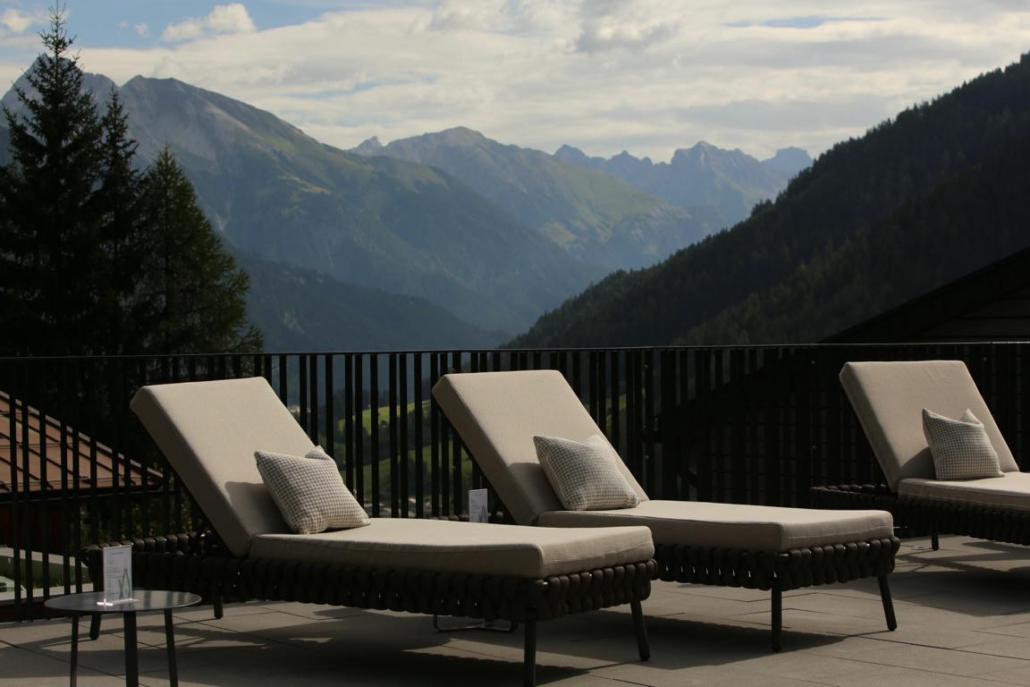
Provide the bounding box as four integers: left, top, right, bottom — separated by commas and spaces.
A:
0, 391, 161, 500
825, 246, 1030, 343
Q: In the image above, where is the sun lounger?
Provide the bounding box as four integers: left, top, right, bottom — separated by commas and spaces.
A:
433, 369, 899, 651
813, 360, 1030, 549
81, 377, 657, 687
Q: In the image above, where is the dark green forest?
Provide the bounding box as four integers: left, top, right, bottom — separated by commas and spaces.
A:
512, 53, 1030, 348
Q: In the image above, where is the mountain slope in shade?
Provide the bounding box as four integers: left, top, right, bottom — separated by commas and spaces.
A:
554, 141, 811, 227
684, 133, 1030, 344
353, 127, 717, 270
239, 254, 500, 352
114, 77, 603, 337
513, 53, 1030, 348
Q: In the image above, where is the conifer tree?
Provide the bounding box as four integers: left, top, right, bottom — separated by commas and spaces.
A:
95, 90, 144, 355
0, 9, 262, 356
0, 9, 105, 356
135, 147, 262, 354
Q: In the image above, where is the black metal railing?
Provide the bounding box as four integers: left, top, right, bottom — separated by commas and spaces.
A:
1, 342, 1026, 619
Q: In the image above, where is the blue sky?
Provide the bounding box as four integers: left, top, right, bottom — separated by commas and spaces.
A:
1, 1, 1029, 160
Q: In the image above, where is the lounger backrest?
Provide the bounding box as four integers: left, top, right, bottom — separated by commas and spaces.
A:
840, 360, 1018, 491
433, 370, 648, 525
131, 377, 316, 556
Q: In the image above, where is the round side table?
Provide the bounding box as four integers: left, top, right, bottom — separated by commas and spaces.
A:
45, 590, 202, 687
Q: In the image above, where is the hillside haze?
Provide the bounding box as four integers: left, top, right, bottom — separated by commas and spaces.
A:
514, 53, 1030, 348
354, 126, 717, 270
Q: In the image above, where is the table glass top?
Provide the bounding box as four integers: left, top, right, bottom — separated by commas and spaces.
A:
45, 590, 202, 614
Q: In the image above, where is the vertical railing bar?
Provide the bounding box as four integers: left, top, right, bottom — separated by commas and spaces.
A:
10, 364, 24, 618
389, 353, 399, 517
610, 351, 621, 464
70, 363, 84, 590
659, 350, 675, 501
324, 355, 335, 459
58, 360, 71, 594
136, 357, 152, 541
370, 355, 381, 518
430, 353, 440, 517
298, 354, 309, 436
274, 354, 286, 403
414, 353, 425, 518
451, 351, 463, 517
696, 348, 712, 502
308, 355, 319, 443
644, 349, 656, 498
400, 354, 409, 518
344, 354, 354, 488
119, 358, 135, 543
354, 355, 365, 512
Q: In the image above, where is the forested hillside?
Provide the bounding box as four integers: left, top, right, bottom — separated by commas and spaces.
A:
686, 134, 1030, 343
513, 53, 1030, 348
240, 255, 499, 352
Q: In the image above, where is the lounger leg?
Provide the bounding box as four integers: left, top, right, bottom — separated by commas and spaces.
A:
524, 620, 537, 687
878, 575, 898, 631
771, 587, 783, 652
631, 600, 650, 661
931, 533, 940, 551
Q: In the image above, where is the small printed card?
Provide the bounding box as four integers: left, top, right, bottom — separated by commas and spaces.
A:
100, 545, 133, 606
469, 488, 489, 523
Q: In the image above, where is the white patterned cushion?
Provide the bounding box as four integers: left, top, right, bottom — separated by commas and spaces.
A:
255, 447, 370, 534
533, 435, 640, 511
922, 408, 1004, 481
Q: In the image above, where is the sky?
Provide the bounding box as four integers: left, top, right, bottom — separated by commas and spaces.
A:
0, 1, 1029, 161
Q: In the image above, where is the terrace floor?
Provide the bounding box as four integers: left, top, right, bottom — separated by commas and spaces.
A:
3, 535, 1030, 686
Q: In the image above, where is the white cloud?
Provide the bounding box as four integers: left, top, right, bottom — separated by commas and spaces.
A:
65, 0, 1030, 161
135, 23, 150, 38
2, 8, 36, 34
162, 3, 255, 43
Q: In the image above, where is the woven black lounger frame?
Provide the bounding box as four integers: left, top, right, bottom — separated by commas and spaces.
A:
82, 533, 655, 687
653, 535, 900, 651
812, 483, 1030, 548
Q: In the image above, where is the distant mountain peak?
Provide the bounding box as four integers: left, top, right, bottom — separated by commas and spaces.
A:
763, 147, 813, 175
352, 136, 384, 156
434, 126, 488, 145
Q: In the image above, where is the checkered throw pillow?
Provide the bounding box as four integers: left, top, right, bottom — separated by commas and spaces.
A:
922, 408, 1004, 481
534, 434, 640, 511
255, 446, 370, 534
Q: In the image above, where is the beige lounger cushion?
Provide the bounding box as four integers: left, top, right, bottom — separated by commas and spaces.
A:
131, 377, 317, 556
538, 501, 894, 552
433, 370, 648, 525
840, 361, 1017, 491
251, 518, 655, 578
899, 472, 1030, 512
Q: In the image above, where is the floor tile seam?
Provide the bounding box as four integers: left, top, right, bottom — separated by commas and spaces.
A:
732, 665, 843, 687
819, 641, 1030, 676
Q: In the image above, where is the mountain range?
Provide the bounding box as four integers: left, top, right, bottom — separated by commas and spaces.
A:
2, 65, 809, 351
513, 53, 1030, 348
554, 142, 810, 228
354, 127, 723, 270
